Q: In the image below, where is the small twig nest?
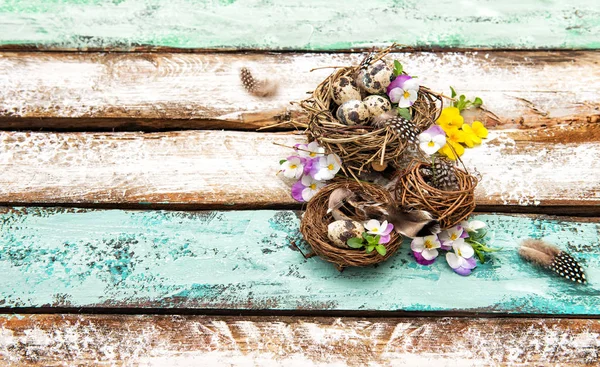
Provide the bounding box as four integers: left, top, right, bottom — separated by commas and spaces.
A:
394, 161, 478, 229
298, 46, 442, 180
300, 181, 402, 270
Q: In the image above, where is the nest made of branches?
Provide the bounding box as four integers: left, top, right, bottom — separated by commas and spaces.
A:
394, 161, 478, 229
300, 181, 402, 270
298, 46, 442, 180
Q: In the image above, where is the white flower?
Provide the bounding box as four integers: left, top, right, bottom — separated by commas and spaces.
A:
411, 235, 441, 261
297, 141, 325, 159
460, 220, 486, 232
438, 225, 466, 249
389, 79, 420, 108
418, 125, 446, 155
446, 240, 476, 275
280, 157, 304, 179
299, 175, 325, 201
364, 219, 388, 235
313, 154, 341, 181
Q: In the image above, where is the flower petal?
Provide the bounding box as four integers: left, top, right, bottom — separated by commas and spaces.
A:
464, 256, 477, 269
413, 250, 437, 265
291, 180, 306, 202
387, 74, 412, 94
397, 95, 411, 108
388, 88, 404, 103
365, 219, 380, 232
411, 237, 425, 252
403, 78, 420, 91
421, 248, 439, 260
453, 265, 473, 276
446, 252, 461, 269
457, 242, 475, 259
418, 132, 432, 144
381, 223, 394, 236
440, 241, 452, 251
469, 220, 486, 231
379, 234, 390, 244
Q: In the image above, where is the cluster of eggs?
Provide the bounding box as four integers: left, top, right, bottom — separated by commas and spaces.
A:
332, 61, 395, 125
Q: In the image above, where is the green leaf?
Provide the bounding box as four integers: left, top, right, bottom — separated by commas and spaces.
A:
397, 108, 412, 120
366, 235, 380, 245
474, 248, 485, 263
450, 86, 457, 98
393, 60, 403, 76
347, 237, 365, 249
473, 97, 483, 107
459, 95, 466, 101
375, 245, 387, 256
279, 159, 287, 165
365, 245, 375, 253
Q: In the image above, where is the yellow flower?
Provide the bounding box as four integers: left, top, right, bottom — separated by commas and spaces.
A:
461, 124, 482, 148
438, 127, 466, 160
472, 121, 488, 139
436, 107, 464, 133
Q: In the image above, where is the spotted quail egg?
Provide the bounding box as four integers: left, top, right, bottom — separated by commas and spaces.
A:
363, 95, 392, 117
336, 99, 370, 125
331, 75, 362, 105
327, 220, 365, 248
359, 61, 394, 94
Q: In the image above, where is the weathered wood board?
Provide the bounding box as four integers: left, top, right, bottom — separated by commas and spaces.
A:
0, 0, 599, 50
1, 314, 599, 366
0, 51, 599, 130
0, 208, 598, 314
0, 127, 598, 209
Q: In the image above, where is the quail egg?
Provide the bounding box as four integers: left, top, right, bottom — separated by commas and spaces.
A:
359, 61, 394, 94
363, 95, 392, 117
336, 99, 370, 125
331, 75, 362, 105
327, 220, 365, 248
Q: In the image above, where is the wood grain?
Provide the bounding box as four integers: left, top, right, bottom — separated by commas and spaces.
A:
0, 127, 598, 208
0, 51, 599, 130
0, 208, 598, 314
1, 314, 599, 366
0, 0, 599, 50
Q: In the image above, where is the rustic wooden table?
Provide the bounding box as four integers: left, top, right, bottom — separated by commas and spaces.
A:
0, 1, 599, 365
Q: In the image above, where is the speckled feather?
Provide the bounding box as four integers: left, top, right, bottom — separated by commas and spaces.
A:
519, 239, 587, 284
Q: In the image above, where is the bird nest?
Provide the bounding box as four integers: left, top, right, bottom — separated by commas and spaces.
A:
393, 161, 478, 229
300, 181, 402, 270
298, 46, 442, 180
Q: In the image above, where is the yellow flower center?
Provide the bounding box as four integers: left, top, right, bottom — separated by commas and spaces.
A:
451, 233, 458, 240
424, 240, 434, 249
428, 141, 435, 147
310, 183, 316, 190
457, 248, 462, 257
403, 90, 410, 99
289, 164, 297, 169
371, 228, 378, 232
310, 152, 316, 157
328, 164, 334, 170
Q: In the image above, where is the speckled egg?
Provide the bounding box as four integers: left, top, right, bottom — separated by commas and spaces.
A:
331, 76, 362, 105
363, 95, 392, 117
336, 100, 370, 125
327, 220, 365, 248
359, 61, 394, 94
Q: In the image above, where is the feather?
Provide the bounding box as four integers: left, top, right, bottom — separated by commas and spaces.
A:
386, 207, 441, 238
239, 67, 278, 97
519, 239, 586, 284
372, 111, 419, 144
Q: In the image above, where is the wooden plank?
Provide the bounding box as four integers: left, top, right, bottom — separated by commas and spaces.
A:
0, 127, 598, 208
1, 315, 599, 366
0, 208, 598, 315
0, 1, 599, 50
0, 51, 599, 130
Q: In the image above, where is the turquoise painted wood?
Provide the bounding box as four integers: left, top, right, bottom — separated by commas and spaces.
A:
0, 1, 599, 50
0, 208, 598, 314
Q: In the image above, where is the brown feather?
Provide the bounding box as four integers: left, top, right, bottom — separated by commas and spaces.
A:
519, 239, 586, 284
240, 67, 278, 97
386, 207, 440, 238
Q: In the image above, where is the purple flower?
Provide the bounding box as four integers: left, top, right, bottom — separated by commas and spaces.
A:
439, 225, 469, 250
411, 235, 441, 265
291, 175, 325, 202
386, 75, 420, 108
445, 241, 477, 276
